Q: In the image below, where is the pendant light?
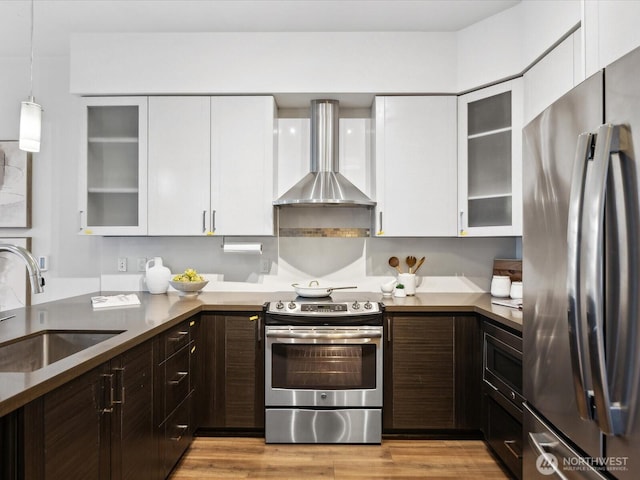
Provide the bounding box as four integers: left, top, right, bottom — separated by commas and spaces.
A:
19, 0, 42, 153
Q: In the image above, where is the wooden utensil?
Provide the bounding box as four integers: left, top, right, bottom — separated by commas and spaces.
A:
413, 256, 426, 274
406, 256, 417, 273
388, 256, 402, 274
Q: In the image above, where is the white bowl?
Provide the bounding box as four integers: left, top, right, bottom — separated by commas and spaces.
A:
169, 280, 208, 296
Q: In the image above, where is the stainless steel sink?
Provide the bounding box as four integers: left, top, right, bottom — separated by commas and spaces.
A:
0, 330, 124, 372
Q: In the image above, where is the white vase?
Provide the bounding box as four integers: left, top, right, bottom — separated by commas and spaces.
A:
145, 257, 171, 294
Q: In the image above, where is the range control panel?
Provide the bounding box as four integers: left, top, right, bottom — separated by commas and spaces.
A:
266, 300, 380, 316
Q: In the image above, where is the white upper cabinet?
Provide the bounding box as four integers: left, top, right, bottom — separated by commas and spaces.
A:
147, 96, 276, 236
524, 32, 579, 125
373, 96, 458, 237
79, 96, 148, 235
148, 97, 211, 235
210, 96, 276, 236
457, 78, 523, 237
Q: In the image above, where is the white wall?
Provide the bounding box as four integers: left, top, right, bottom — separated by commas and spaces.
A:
0, 55, 101, 305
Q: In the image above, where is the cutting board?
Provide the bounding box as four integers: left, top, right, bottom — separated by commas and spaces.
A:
492, 259, 522, 282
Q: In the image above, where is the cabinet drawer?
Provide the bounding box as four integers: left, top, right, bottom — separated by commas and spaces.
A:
163, 322, 190, 358
165, 346, 190, 418
485, 392, 522, 480
161, 395, 192, 477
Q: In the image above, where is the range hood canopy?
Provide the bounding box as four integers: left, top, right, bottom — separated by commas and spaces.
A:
274, 99, 375, 207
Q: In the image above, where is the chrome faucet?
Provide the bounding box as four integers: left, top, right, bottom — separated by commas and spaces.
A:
0, 243, 44, 295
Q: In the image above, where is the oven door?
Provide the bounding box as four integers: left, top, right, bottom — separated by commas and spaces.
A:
265, 325, 383, 408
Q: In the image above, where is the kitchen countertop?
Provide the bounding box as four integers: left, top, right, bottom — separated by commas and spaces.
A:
0, 290, 521, 417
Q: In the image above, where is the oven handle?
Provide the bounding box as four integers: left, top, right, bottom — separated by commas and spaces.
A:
265, 330, 382, 340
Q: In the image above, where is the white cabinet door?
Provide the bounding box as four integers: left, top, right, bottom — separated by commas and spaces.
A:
373, 96, 457, 237
524, 33, 576, 125
79, 96, 148, 235
210, 96, 276, 236
458, 78, 523, 237
148, 97, 211, 235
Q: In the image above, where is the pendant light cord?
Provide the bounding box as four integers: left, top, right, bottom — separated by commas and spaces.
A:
29, 0, 34, 100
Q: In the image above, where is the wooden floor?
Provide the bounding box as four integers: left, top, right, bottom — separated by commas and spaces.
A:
169, 437, 510, 479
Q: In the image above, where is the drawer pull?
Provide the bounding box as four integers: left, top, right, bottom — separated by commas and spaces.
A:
503, 440, 523, 459
170, 424, 189, 442
249, 315, 259, 321
168, 331, 189, 342
168, 371, 188, 385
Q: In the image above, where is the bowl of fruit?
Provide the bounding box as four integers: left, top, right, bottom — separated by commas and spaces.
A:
170, 269, 208, 296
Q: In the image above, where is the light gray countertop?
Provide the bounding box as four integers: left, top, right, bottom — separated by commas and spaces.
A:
0, 290, 520, 417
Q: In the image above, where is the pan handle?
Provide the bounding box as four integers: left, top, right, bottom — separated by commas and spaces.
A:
327, 286, 358, 292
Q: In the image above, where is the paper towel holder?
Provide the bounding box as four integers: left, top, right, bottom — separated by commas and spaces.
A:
221, 241, 263, 254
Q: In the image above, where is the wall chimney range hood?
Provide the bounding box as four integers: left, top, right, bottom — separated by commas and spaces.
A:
274, 99, 375, 207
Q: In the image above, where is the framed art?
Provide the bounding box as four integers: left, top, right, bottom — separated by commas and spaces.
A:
0, 141, 32, 228
0, 237, 31, 310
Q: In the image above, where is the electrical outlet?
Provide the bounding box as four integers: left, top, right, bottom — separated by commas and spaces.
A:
260, 258, 271, 274
117, 257, 128, 272
137, 257, 147, 272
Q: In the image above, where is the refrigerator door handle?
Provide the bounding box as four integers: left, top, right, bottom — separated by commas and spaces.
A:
566, 132, 595, 420
582, 123, 633, 436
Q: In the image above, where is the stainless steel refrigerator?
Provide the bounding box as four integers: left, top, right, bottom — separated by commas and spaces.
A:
523, 45, 640, 479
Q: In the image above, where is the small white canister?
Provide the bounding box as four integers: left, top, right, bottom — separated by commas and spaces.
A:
510, 281, 523, 299
490, 275, 511, 298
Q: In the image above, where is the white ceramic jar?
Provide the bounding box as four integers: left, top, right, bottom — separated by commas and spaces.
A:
490, 275, 511, 298
510, 281, 523, 299
145, 256, 171, 294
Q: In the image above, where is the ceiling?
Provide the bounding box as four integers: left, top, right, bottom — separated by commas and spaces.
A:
0, 0, 520, 56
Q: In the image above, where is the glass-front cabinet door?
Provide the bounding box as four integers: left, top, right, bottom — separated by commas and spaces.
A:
458, 79, 523, 236
79, 97, 148, 235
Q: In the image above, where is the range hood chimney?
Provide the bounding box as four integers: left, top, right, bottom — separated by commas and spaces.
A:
274, 99, 375, 207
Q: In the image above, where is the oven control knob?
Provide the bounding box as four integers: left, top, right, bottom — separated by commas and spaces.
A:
364, 301, 372, 310
288, 302, 297, 310
275, 301, 284, 310
351, 301, 360, 310
321, 393, 327, 399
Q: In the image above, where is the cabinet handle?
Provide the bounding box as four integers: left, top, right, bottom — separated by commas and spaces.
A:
387, 317, 392, 343
112, 367, 125, 405
100, 373, 114, 413
377, 211, 384, 236
202, 210, 207, 233
168, 331, 189, 342
79, 211, 84, 232
211, 210, 216, 233
459, 210, 467, 236
168, 371, 188, 385
503, 440, 523, 459
170, 424, 189, 442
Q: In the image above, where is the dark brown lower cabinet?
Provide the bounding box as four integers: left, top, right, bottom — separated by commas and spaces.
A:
198, 312, 264, 431
484, 387, 523, 479
0, 411, 20, 480
154, 319, 195, 479
23, 340, 154, 480
383, 314, 482, 432
384, 315, 455, 430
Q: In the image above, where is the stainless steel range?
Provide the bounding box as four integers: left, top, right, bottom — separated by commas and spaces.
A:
264, 298, 383, 444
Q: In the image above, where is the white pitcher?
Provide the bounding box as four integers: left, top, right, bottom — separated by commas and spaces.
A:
145, 257, 171, 294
